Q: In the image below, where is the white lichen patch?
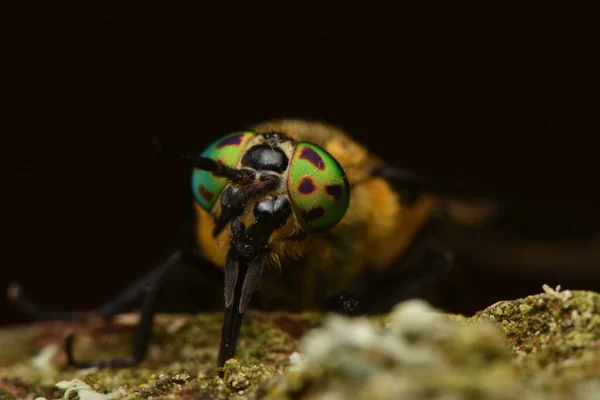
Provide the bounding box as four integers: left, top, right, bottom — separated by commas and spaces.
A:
267, 293, 600, 400
542, 284, 573, 301
388, 299, 456, 343
34, 379, 126, 400
268, 300, 510, 398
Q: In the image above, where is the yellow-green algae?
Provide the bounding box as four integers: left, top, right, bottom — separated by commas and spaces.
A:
0, 286, 598, 399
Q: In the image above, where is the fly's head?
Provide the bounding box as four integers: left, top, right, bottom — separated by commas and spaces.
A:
188, 130, 350, 312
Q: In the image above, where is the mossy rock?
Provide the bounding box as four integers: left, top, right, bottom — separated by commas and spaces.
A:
0, 286, 598, 399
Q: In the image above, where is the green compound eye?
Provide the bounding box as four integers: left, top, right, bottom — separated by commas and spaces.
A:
191, 131, 254, 211
287, 142, 350, 232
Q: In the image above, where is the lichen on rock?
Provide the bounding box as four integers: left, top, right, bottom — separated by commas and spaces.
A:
475, 285, 600, 390
0, 287, 598, 399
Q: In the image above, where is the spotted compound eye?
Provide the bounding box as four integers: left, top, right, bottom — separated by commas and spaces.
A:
191, 132, 254, 211
287, 142, 350, 232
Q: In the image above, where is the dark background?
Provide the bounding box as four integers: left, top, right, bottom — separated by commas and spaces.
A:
5, 2, 599, 325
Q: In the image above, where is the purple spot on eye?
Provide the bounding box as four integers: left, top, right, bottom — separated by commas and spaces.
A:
299, 146, 325, 169
198, 184, 214, 201
325, 184, 343, 200
301, 206, 325, 221
216, 134, 244, 149
298, 177, 317, 195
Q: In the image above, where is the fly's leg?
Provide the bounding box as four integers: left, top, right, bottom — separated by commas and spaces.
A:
63, 250, 184, 368
9, 212, 219, 320
325, 203, 453, 314
361, 203, 453, 313
8, 249, 204, 320
8, 256, 177, 321
8, 248, 221, 369
359, 248, 453, 313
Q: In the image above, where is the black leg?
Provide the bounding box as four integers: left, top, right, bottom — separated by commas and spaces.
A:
362, 202, 453, 313
8, 245, 225, 321
7, 209, 227, 321
323, 202, 453, 314
8, 247, 225, 370
8, 249, 197, 321
64, 250, 183, 368
6, 279, 143, 321
358, 247, 453, 313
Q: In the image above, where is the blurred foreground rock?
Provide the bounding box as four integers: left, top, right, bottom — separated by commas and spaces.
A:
0, 286, 598, 399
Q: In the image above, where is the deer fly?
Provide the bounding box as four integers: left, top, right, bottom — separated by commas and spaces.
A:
9, 118, 500, 377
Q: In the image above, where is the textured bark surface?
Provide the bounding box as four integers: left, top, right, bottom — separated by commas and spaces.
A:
0, 287, 598, 399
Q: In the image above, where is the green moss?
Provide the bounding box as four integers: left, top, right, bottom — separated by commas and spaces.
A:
133, 371, 191, 398
474, 285, 600, 392
0, 311, 314, 399
0, 288, 598, 399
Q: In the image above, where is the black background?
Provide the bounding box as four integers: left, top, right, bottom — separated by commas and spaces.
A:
5, 2, 599, 325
